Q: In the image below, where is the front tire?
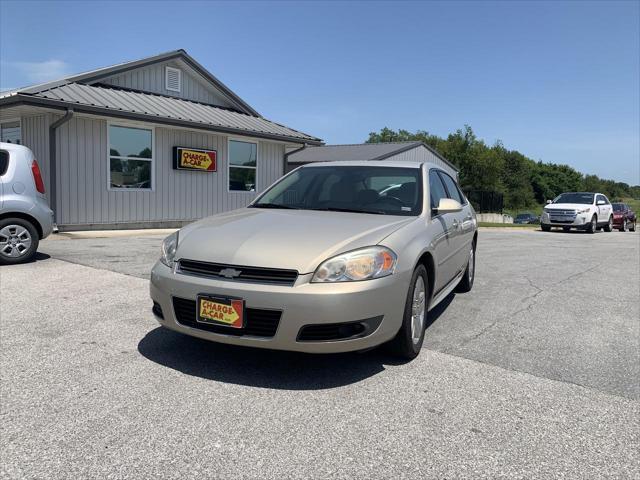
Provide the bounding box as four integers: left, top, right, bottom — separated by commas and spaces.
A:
563, 226, 571, 232
620, 219, 627, 232
587, 215, 597, 234
603, 216, 613, 232
630, 221, 637, 232
0, 218, 39, 265
541, 224, 551, 232
388, 264, 428, 360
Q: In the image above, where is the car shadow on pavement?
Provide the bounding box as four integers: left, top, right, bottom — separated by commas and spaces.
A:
18, 252, 51, 263
138, 327, 400, 390
138, 293, 454, 390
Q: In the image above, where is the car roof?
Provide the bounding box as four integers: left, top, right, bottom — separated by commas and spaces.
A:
300, 160, 428, 169
559, 191, 605, 195
0, 142, 31, 154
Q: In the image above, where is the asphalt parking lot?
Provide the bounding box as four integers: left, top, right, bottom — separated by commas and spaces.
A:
1, 228, 638, 478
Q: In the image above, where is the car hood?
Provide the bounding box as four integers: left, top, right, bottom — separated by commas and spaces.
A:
176, 208, 415, 274
545, 203, 592, 211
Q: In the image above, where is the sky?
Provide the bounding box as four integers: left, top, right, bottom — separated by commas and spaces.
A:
1, 0, 638, 184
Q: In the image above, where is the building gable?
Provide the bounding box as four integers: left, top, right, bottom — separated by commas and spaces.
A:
10, 50, 260, 117
95, 57, 238, 110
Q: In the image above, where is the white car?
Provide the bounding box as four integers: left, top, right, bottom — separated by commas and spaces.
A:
541, 192, 613, 233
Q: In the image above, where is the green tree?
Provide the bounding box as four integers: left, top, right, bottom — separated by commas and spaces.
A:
365, 126, 640, 209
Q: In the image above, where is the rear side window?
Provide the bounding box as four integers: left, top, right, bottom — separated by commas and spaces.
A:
0, 150, 9, 176
429, 170, 448, 212
439, 171, 465, 204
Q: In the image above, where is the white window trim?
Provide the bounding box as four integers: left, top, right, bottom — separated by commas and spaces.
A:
107, 121, 155, 192
0, 117, 22, 145
228, 137, 259, 194
165, 66, 182, 93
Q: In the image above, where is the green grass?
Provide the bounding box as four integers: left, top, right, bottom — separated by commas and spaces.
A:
503, 205, 544, 219
616, 197, 640, 212
478, 222, 538, 228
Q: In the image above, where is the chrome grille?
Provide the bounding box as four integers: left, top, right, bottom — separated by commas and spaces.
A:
177, 259, 298, 286
547, 209, 577, 223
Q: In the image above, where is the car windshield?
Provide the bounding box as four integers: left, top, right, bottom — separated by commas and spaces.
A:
516, 214, 531, 219
554, 193, 594, 204
612, 204, 625, 212
251, 165, 423, 216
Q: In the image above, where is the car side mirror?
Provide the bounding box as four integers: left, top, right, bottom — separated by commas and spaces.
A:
596, 200, 605, 205
546, 200, 553, 204
435, 198, 463, 214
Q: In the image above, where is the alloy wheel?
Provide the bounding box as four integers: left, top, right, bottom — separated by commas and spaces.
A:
410, 276, 426, 345
0, 225, 33, 258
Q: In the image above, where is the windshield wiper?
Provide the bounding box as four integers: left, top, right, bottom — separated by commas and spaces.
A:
250, 203, 298, 209
309, 207, 386, 215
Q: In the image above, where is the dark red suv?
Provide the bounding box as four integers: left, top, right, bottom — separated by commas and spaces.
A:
612, 203, 636, 232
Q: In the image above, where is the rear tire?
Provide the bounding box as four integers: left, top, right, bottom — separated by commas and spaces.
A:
630, 221, 636, 232
388, 264, 428, 360
541, 224, 551, 232
562, 226, 571, 232
456, 241, 476, 293
587, 215, 597, 234
0, 218, 39, 265
603, 216, 613, 232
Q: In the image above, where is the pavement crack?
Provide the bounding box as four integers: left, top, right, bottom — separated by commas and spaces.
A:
552, 263, 601, 287
463, 276, 545, 344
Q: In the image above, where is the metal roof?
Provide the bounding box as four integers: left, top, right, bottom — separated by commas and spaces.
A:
0, 49, 260, 117
287, 141, 425, 163
1, 83, 322, 145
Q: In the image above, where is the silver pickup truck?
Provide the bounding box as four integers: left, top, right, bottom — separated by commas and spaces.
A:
0, 142, 54, 265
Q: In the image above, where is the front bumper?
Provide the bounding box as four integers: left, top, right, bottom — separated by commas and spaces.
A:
612, 217, 625, 227
540, 212, 591, 229
149, 261, 410, 353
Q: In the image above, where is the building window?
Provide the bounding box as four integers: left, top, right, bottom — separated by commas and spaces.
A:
0, 121, 21, 144
229, 139, 257, 191
109, 125, 153, 190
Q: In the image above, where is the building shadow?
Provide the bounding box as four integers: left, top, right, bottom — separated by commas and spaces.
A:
137, 294, 455, 390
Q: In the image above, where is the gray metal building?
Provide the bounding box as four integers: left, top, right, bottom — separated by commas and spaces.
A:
0, 49, 322, 230
285, 141, 458, 177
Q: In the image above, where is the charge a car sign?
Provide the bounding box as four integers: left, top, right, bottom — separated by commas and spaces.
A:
173, 147, 217, 172
197, 296, 244, 328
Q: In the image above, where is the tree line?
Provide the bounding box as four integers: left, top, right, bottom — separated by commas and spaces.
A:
366, 126, 640, 210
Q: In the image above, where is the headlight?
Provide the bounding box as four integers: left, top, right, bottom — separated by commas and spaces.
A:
577, 208, 590, 214
311, 246, 397, 283
160, 231, 179, 267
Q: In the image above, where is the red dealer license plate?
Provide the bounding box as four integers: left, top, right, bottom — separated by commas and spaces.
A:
197, 295, 245, 329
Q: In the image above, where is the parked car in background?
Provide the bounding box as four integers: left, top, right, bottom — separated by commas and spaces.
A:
514, 212, 539, 224
150, 161, 478, 360
0, 143, 54, 265
540, 192, 613, 233
612, 203, 637, 232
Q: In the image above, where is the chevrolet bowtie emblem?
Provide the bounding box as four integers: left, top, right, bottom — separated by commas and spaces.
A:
219, 268, 242, 279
